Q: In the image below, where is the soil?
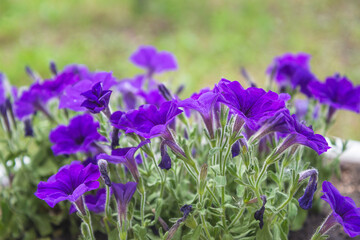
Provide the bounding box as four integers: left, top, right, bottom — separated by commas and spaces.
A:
289, 162, 360, 240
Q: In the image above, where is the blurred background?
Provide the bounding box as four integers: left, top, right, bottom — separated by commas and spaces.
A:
1, 0, 359, 139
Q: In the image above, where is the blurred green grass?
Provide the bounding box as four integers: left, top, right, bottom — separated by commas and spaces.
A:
0, 0, 359, 139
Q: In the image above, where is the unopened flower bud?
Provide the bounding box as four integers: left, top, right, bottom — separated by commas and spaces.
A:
298, 169, 318, 210
159, 141, 171, 170
158, 84, 173, 101
49, 61, 58, 75
98, 159, 111, 186
254, 195, 267, 229
198, 163, 208, 196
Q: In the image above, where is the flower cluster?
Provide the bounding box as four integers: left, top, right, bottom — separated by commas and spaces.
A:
1, 46, 358, 240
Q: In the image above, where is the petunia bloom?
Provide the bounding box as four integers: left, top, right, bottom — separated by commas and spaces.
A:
69, 188, 111, 214
112, 182, 137, 225
81, 82, 112, 114
14, 82, 53, 120
178, 91, 220, 138
34, 161, 100, 213
319, 181, 360, 238
97, 140, 150, 182
216, 79, 287, 130
49, 114, 106, 156
114, 101, 183, 140
309, 74, 360, 123
266, 53, 315, 97
59, 72, 117, 112
275, 114, 330, 155
130, 46, 177, 75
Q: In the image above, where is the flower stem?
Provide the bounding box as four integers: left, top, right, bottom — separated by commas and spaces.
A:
228, 207, 245, 229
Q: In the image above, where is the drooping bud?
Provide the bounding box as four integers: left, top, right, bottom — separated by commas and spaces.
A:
159, 141, 171, 170
5, 98, 17, 130
166, 204, 193, 240
158, 84, 173, 101
175, 85, 185, 96
98, 159, 111, 186
254, 195, 267, 229
298, 169, 318, 210
25, 66, 38, 81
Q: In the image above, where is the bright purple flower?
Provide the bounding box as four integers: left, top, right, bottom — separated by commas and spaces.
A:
309, 74, 360, 113
97, 140, 150, 182
34, 161, 100, 209
267, 53, 316, 97
320, 181, 360, 238
41, 64, 91, 97
178, 91, 220, 138
14, 82, 53, 120
49, 114, 106, 156
59, 72, 117, 112
81, 82, 112, 114
130, 46, 177, 74
112, 182, 137, 225
216, 79, 287, 130
298, 169, 318, 210
117, 101, 183, 140
69, 188, 110, 214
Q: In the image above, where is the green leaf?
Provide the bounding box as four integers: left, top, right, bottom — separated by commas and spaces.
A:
214, 176, 227, 187
209, 147, 221, 158
255, 221, 273, 240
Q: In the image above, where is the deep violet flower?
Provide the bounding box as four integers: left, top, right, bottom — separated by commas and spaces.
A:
59, 72, 117, 112
49, 114, 106, 156
114, 101, 183, 140
136, 89, 166, 107
81, 82, 112, 114
319, 181, 360, 238
34, 161, 100, 210
117, 75, 145, 110
294, 99, 309, 120
178, 91, 220, 138
97, 140, 150, 182
112, 182, 137, 225
69, 188, 111, 214
216, 79, 287, 130
298, 169, 318, 210
41, 64, 92, 97
267, 53, 315, 97
309, 74, 360, 115
130, 46, 177, 74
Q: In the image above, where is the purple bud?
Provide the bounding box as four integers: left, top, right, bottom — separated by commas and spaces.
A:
254, 195, 267, 229
24, 118, 34, 137
180, 204, 192, 219
25, 66, 37, 81
231, 140, 241, 158
298, 169, 318, 210
158, 84, 173, 101
111, 128, 120, 150
175, 85, 185, 95
49, 61, 58, 75
241, 67, 257, 88
159, 141, 171, 170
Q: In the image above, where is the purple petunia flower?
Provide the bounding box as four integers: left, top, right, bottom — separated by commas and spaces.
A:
34, 161, 100, 212
59, 72, 117, 112
112, 182, 137, 225
14, 82, 54, 120
267, 53, 315, 97
114, 101, 182, 140
216, 79, 287, 130
130, 46, 177, 75
178, 91, 220, 139
69, 188, 111, 214
309, 74, 360, 118
117, 75, 146, 110
319, 181, 360, 238
97, 140, 150, 182
136, 89, 167, 107
49, 114, 106, 156
41, 64, 92, 97
81, 82, 112, 114
294, 99, 309, 120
